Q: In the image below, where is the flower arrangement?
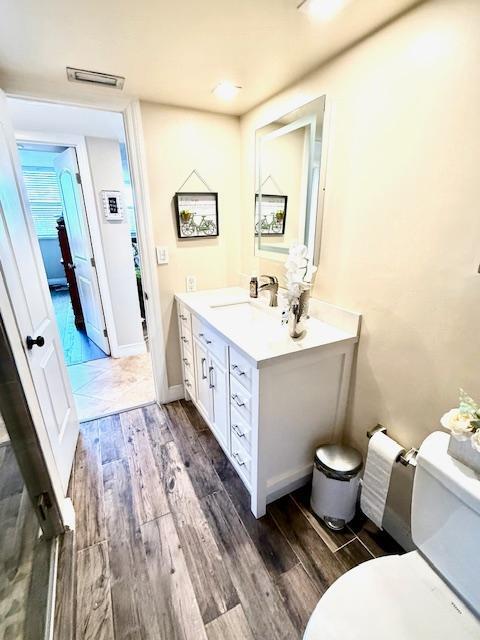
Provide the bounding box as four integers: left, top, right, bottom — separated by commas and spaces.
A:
284, 243, 317, 305
441, 389, 480, 452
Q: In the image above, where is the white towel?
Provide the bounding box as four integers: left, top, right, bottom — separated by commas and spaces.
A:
360, 431, 404, 529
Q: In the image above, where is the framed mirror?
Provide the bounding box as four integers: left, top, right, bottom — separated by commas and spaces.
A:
254, 96, 327, 264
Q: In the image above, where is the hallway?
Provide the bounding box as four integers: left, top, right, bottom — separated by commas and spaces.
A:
54, 401, 402, 639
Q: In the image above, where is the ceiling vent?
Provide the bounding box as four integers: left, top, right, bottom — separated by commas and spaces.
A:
66, 67, 125, 90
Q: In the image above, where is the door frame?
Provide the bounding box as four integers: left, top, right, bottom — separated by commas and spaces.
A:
9, 95, 169, 404
17, 132, 114, 356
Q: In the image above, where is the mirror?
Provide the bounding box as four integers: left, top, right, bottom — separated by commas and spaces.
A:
254, 96, 327, 264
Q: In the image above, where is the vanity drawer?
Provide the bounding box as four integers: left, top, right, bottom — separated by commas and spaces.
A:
192, 315, 228, 367
230, 377, 252, 423
229, 346, 253, 392
230, 430, 251, 486
183, 368, 195, 398
178, 302, 192, 331
230, 405, 252, 455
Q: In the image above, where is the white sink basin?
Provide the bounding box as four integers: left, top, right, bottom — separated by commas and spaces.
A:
210, 300, 281, 327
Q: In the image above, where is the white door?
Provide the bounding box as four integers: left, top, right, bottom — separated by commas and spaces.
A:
193, 337, 211, 420
54, 148, 110, 354
208, 354, 229, 450
0, 91, 79, 492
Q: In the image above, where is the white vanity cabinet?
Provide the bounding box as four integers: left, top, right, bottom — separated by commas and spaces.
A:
176, 289, 360, 518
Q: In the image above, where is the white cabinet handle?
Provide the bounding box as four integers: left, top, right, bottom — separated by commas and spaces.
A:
233, 451, 246, 467
208, 365, 215, 389
232, 424, 245, 438
201, 357, 207, 379
231, 393, 245, 407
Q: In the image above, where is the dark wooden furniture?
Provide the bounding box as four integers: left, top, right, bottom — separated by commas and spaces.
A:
56, 216, 84, 329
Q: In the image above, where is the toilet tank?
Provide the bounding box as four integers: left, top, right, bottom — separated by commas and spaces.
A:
412, 431, 480, 615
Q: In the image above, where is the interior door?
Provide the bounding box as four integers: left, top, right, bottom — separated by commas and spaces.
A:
54, 148, 110, 354
193, 337, 211, 420
0, 90, 79, 493
208, 354, 229, 450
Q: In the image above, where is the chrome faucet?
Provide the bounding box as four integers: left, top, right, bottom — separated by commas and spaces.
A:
259, 275, 279, 307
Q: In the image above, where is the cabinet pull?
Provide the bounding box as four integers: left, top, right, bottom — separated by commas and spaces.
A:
208, 365, 215, 389
180, 314, 187, 321
199, 332, 212, 345
232, 423, 245, 438
233, 451, 246, 467
184, 379, 191, 388
181, 335, 189, 344
201, 357, 207, 379
183, 357, 190, 366
231, 364, 246, 376
231, 393, 245, 407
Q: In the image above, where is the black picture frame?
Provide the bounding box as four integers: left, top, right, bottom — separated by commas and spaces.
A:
255, 193, 288, 236
174, 192, 219, 239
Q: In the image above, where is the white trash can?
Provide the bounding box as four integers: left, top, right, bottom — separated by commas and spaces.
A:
310, 444, 363, 531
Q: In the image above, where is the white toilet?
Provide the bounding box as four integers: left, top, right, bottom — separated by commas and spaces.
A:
304, 432, 480, 639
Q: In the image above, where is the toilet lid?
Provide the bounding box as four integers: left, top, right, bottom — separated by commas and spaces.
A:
303, 552, 479, 640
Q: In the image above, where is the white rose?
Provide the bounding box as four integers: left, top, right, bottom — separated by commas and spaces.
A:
289, 244, 308, 258
440, 408, 474, 441
471, 429, 480, 453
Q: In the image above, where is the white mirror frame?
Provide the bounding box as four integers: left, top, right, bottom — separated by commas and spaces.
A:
254, 96, 330, 267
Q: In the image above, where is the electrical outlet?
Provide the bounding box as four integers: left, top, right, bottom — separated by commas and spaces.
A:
186, 275, 197, 292
156, 246, 169, 265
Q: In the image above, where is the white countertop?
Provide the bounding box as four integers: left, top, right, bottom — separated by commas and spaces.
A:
175, 287, 358, 366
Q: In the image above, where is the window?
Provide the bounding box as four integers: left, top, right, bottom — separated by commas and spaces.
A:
22, 166, 64, 238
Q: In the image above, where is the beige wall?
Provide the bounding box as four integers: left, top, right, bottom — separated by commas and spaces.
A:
239, 0, 480, 541
140, 102, 241, 388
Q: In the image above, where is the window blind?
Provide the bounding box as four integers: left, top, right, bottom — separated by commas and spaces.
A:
22, 166, 64, 238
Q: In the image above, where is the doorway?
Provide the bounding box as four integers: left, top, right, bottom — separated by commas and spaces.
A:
11, 100, 157, 422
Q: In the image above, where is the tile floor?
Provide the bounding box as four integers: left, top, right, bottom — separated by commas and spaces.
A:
68, 352, 155, 421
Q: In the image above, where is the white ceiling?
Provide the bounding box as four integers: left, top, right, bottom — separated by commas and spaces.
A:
0, 0, 420, 115
7, 98, 126, 141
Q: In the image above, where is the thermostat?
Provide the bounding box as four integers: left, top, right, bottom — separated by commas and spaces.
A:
101, 190, 124, 221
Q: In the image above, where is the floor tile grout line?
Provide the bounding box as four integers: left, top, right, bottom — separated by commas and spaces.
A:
350, 531, 376, 559
333, 537, 359, 553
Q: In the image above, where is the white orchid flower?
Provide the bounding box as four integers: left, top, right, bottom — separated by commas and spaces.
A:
471, 429, 480, 453
441, 408, 474, 441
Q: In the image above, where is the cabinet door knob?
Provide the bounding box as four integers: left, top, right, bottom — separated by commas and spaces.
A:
26, 335, 45, 350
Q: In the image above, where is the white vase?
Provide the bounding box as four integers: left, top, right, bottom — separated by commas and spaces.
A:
288, 290, 310, 339
447, 436, 480, 474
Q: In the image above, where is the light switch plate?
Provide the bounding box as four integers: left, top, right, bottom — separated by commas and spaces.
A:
186, 275, 197, 292
156, 246, 169, 265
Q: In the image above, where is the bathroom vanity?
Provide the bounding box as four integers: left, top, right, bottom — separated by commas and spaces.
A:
175, 287, 360, 517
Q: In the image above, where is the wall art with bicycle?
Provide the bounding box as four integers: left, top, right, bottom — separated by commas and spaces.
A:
174, 192, 219, 238
255, 194, 288, 236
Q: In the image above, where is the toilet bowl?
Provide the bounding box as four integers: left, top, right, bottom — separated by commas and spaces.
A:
304, 432, 480, 639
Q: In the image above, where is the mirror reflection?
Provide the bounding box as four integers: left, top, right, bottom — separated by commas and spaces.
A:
254, 96, 326, 264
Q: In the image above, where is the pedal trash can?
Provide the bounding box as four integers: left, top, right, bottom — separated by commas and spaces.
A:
310, 444, 363, 531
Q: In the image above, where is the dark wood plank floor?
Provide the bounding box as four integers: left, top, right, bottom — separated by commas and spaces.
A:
51, 288, 107, 366
55, 400, 403, 640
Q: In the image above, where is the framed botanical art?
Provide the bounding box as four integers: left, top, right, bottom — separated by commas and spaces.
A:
254, 194, 288, 236
174, 192, 219, 238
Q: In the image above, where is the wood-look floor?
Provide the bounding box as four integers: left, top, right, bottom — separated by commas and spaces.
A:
55, 400, 403, 640
51, 288, 107, 366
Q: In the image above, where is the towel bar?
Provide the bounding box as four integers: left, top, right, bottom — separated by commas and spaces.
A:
366, 424, 418, 467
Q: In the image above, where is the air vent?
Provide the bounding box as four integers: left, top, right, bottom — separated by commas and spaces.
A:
66, 67, 125, 90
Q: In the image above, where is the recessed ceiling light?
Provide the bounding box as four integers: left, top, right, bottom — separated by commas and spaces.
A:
297, 0, 348, 20
66, 67, 125, 90
212, 81, 242, 101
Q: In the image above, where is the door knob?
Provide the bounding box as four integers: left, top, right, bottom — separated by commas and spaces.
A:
26, 335, 45, 350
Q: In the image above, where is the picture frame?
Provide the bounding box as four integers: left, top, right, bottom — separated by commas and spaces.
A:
254, 194, 288, 236
174, 192, 219, 238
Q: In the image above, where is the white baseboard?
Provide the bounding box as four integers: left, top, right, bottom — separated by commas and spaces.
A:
266, 463, 313, 503
111, 341, 147, 358
165, 384, 185, 403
